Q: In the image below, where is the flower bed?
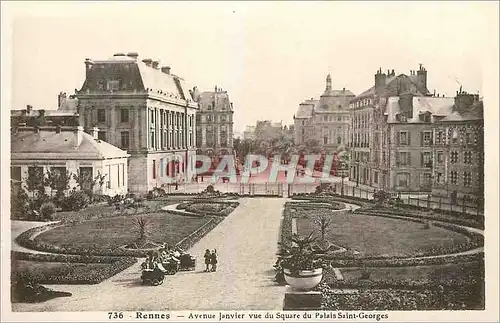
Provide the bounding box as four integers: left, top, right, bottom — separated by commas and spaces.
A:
319, 283, 484, 310
12, 256, 137, 285
174, 201, 240, 217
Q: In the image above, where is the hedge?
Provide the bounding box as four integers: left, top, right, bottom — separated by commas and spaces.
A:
327, 252, 484, 268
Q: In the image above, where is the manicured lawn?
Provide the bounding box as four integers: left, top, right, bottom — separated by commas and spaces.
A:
296, 212, 469, 257
35, 212, 212, 251
52, 200, 178, 223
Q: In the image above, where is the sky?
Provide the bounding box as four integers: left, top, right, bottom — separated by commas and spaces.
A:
5, 1, 497, 133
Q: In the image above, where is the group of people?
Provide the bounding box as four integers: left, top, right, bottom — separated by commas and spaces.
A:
141, 244, 185, 271
204, 249, 218, 272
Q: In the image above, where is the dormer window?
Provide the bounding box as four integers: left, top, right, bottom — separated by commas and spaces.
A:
107, 80, 119, 91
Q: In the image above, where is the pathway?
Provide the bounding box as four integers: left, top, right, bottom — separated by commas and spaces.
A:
12, 198, 288, 312
11, 221, 60, 254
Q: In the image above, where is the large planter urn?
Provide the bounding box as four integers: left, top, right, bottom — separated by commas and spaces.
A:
283, 268, 323, 291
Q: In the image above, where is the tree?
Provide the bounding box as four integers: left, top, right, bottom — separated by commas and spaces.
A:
314, 213, 332, 241
45, 168, 71, 197
134, 217, 152, 242
72, 169, 97, 192
26, 166, 46, 198
94, 171, 107, 192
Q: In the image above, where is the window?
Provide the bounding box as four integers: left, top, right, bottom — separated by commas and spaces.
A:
338, 116, 342, 121
422, 131, 432, 146
435, 130, 444, 144
121, 164, 125, 188
11, 166, 22, 194
422, 152, 432, 167
451, 129, 459, 143
464, 172, 472, 187
79, 167, 93, 190
150, 110, 155, 124
337, 136, 342, 144
152, 160, 156, 179
150, 130, 155, 149
107, 80, 120, 91
450, 171, 458, 185
207, 115, 213, 122
397, 173, 410, 187
464, 151, 473, 164
97, 109, 106, 123
323, 136, 328, 145
301, 121, 305, 126
465, 132, 472, 144
98, 131, 106, 141
399, 131, 408, 145
451, 151, 459, 163
435, 172, 444, 184
324, 116, 328, 122
120, 131, 129, 149
120, 109, 129, 123
398, 152, 408, 166
220, 115, 226, 122
437, 151, 444, 163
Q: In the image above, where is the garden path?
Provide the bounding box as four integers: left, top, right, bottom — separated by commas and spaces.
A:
11, 220, 60, 254
12, 198, 288, 312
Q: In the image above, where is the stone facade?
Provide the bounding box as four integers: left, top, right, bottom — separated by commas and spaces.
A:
76, 53, 198, 194
431, 92, 484, 200
294, 75, 355, 152
349, 65, 431, 188
194, 86, 234, 156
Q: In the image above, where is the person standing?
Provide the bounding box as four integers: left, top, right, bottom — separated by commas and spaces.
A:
210, 249, 218, 272
204, 249, 211, 272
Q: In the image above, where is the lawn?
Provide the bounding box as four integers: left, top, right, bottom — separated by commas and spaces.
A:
296, 212, 469, 258
35, 212, 212, 252
52, 200, 178, 223
12, 260, 117, 284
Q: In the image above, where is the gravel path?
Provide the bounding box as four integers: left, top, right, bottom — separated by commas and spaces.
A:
11, 221, 60, 254
12, 198, 288, 312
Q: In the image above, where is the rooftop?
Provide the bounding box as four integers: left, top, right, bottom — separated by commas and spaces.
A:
11, 127, 129, 160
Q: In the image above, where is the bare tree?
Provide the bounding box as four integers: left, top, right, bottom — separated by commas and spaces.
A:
134, 217, 152, 242
314, 213, 332, 242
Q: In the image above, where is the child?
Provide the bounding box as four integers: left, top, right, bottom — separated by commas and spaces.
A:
204, 249, 211, 272
210, 249, 218, 272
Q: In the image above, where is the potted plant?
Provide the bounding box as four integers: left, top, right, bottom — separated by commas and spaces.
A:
280, 232, 325, 291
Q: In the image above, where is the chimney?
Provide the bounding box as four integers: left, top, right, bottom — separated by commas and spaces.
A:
161, 66, 171, 74
84, 58, 94, 78
74, 126, 84, 148
127, 52, 139, 59
375, 68, 387, 95
215, 85, 218, 92
152, 61, 160, 69
26, 105, 33, 115
142, 58, 153, 67
58, 92, 67, 108
91, 126, 99, 139
416, 64, 427, 92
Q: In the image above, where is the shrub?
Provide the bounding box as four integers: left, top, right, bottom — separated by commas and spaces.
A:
61, 190, 91, 211
39, 202, 56, 220
147, 188, 166, 200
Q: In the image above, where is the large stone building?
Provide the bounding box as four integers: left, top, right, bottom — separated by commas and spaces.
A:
349, 65, 431, 187
76, 53, 198, 193
194, 86, 234, 157
11, 107, 129, 197
294, 74, 355, 151
431, 90, 484, 201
